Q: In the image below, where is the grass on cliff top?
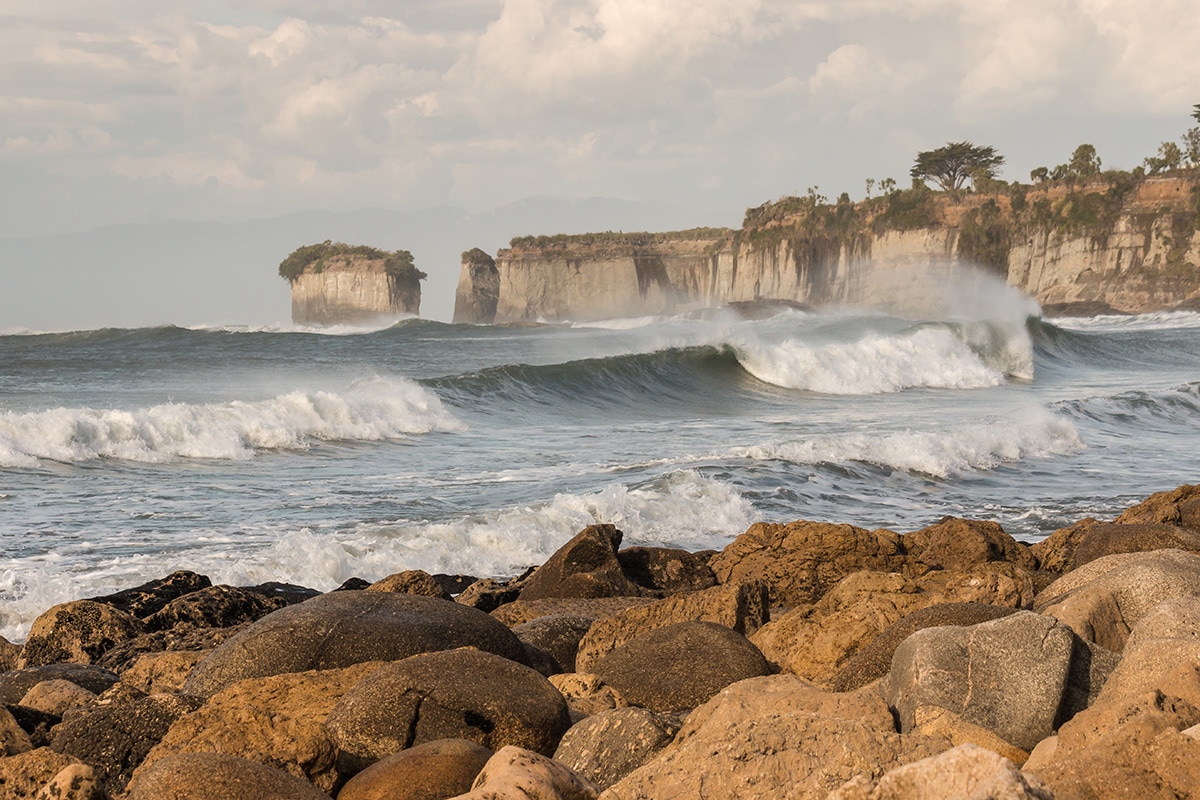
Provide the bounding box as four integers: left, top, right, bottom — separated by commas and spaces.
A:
508, 228, 733, 250
279, 241, 427, 283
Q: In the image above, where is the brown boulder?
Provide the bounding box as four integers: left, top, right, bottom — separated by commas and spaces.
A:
1031, 518, 1099, 574
136, 661, 380, 794
33, 762, 101, 800
365, 570, 453, 600
492, 597, 655, 627
124, 752, 332, 800
548, 673, 627, 717
708, 520, 907, 607
120, 650, 209, 694
575, 581, 769, 672
183, 591, 529, 698
336, 738, 492, 800
1114, 483, 1200, 527
142, 585, 286, 632
0, 665, 118, 706
457, 745, 598, 800
828, 743, 1053, 800
1071, 522, 1200, 568
89, 571, 212, 618
591, 621, 770, 714
456, 578, 524, 612
512, 615, 594, 673
18, 680, 95, 717
2, 705, 33, 756
0, 635, 19, 672
615, 547, 715, 596
325, 649, 571, 774
0, 748, 82, 800
903, 517, 1036, 572
1095, 596, 1200, 706
519, 525, 645, 601
17, 601, 144, 668
554, 707, 680, 790
600, 676, 951, 800
96, 623, 245, 673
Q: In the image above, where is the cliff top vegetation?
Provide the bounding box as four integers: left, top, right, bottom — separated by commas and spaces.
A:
508, 227, 732, 251
278, 241, 427, 284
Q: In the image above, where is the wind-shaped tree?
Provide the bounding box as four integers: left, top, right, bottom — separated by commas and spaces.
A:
911, 142, 1005, 192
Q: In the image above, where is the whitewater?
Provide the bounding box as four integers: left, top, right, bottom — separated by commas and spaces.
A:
2, 300, 1199, 641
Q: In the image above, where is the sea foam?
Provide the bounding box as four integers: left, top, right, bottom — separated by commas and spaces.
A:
0, 376, 462, 467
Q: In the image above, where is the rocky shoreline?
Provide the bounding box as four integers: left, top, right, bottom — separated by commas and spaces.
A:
3, 486, 1200, 799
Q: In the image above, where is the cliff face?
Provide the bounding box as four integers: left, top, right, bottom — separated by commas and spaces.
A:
457, 176, 1200, 323
290, 256, 420, 325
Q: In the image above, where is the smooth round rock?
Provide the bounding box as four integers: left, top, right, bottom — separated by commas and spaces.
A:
337, 738, 493, 800
124, 752, 332, 800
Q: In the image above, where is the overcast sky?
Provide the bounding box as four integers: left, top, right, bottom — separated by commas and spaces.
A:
3, 0, 1200, 239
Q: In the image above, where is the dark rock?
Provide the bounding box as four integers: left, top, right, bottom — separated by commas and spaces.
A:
183, 591, 529, 698
97, 624, 247, 674
1071, 522, 1200, 568
17, 601, 144, 668
0, 635, 19, 672
830, 602, 1018, 692
1031, 518, 1100, 574
0, 664, 119, 706
6, 703, 59, 748
143, 585, 286, 632
456, 578, 523, 612
553, 707, 680, 790
336, 577, 371, 591
337, 738, 493, 800
242, 581, 321, 606
591, 621, 771, 714
903, 517, 1036, 572
519, 525, 645, 601
522, 642, 562, 677
50, 693, 199, 796
365, 570, 452, 600
432, 574, 478, 595
124, 752, 333, 800
617, 547, 716, 596
89, 571, 212, 618
512, 615, 594, 673
325, 648, 571, 775
1, 704, 32, 755
491, 597, 654, 627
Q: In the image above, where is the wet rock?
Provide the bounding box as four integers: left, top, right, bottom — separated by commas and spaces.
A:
0, 748, 82, 799
1035, 548, 1200, 651
600, 676, 951, 800
337, 738, 492, 800
182, 591, 529, 698
708, 520, 908, 607
124, 752, 333, 800
365, 570, 453, 600
575, 582, 769, 673
137, 661, 381, 794
616, 547, 716, 596
831, 602, 1018, 692
554, 707, 680, 790
828, 743, 1053, 800
519, 525, 645, 601
336, 577, 371, 591
548, 673, 627, 717
96, 623, 244, 673
242, 581, 320, 606
1071, 522, 1200, 568
17, 601, 144, 668
492, 597, 655, 627
18, 681, 95, 718
142, 585, 286, 632
513, 615, 594, 673
89, 571, 212, 618
49, 692, 197, 797
0, 665, 118, 706
432, 574, 478, 595
119, 650, 209, 694
903, 517, 1037, 572
457, 746, 598, 800
325, 649, 571, 774
2, 705, 33, 756
456, 578, 524, 613
591, 621, 770, 714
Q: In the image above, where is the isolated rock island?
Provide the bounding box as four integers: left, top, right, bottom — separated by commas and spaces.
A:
280, 242, 425, 325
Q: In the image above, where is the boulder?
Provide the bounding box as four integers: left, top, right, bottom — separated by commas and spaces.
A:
0, 748, 83, 800
554, 707, 680, 790
519, 525, 645, 601
492, 597, 655, 628
1071, 522, 1200, 568
17, 601, 144, 668
456, 746, 598, 800
456, 578, 524, 613
135, 661, 382, 794
182, 591, 529, 698
1030, 518, 1099, 574
124, 752, 332, 800
120, 650, 209, 694
1114, 483, 1200, 527
337, 738, 492, 800
2, 705, 33, 756
0, 665, 118, 706
336, 738, 489, 800
548, 673, 627, 717
906, 706, 1032, 765
831, 603, 1018, 692
0, 635, 19, 671
600, 676, 951, 800
33, 762, 101, 800
325, 649, 571, 774
6, 707, 58, 750
365, 570, 453, 600
19, 680, 95, 717
513, 615, 594, 673
615, 547, 715, 596
903, 517, 1036, 572
89, 571, 212, 618
828, 743, 1053, 800
1034, 549, 1200, 651
880, 611, 1112, 752
142, 585, 286, 632
591, 621, 770, 714
575, 582, 769, 672
1095, 596, 1200, 705
96, 623, 244, 673
708, 520, 908, 607
49, 692, 197, 797
242, 581, 321, 606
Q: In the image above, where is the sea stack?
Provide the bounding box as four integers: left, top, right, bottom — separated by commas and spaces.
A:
453, 248, 500, 324
280, 242, 425, 326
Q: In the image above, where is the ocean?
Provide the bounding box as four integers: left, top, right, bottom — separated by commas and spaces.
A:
3, 276, 1199, 642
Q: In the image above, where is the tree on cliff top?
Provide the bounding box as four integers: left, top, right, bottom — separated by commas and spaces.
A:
1193, 103, 1200, 123
911, 142, 1005, 192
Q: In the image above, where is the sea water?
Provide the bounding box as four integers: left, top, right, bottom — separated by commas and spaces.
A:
2, 288, 1199, 641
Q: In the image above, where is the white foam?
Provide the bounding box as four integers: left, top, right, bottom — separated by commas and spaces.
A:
0, 470, 752, 642
729, 410, 1084, 478
1051, 311, 1200, 332
0, 376, 462, 466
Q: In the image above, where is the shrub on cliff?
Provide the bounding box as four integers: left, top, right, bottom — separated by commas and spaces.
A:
278, 241, 426, 284
911, 142, 1005, 192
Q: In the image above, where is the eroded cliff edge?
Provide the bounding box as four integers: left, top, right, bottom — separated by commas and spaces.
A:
281, 242, 425, 325
454, 176, 1200, 323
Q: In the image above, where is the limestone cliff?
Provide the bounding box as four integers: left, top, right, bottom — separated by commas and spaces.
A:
453, 248, 500, 324
456, 176, 1200, 323
280, 242, 424, 325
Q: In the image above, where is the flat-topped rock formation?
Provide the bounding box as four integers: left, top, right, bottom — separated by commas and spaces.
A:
280, 242, 426, 325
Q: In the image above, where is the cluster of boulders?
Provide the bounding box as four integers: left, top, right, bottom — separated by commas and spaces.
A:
3, 484, 1200, 799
